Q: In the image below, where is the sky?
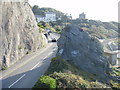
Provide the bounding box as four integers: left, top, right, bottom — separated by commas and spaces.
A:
29, 0, 119, 22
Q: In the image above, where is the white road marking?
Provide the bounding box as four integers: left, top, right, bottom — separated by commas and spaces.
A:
47, 52, 53, 56
30, 62, 40, 70
8, 74, 26, 88
43, 56, 47, 60
31, 52, 54, 70
43, 52, 53, 60
2, 43, 53, 79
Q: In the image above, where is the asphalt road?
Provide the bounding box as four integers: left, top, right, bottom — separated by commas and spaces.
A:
1, 33, 60, 89
99, 38, 120, 66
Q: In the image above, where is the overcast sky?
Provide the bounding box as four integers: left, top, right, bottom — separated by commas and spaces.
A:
29, 0, 119, 22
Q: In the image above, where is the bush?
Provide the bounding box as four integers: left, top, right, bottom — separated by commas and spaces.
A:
110, 80, 120, 88
33, 56, 114, 89
38, 24, 44, 29
54, 26, 62, 32
50, 72, 110, 88
33, 75, 56, 89
45, 56, 97, 81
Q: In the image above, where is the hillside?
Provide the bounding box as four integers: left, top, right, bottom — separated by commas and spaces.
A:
33, 57, 111, 89
33, 25, 120, 89
32, 6, 64, 16
32, 6, 118, 39
70, 19, 118, 39
32, 6, 70, 22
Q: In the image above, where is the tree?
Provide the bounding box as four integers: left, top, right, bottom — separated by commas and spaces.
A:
32, 5, 40, 15
32, 5, 39, 10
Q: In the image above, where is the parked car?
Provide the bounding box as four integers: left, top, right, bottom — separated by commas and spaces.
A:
51, 38, 56, 42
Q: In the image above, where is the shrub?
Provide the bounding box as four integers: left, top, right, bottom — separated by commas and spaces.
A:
54, 26, 62, 32
45, 56, 97, 81
110, 80, 120, 88
1, 66, 7, 71
50, 72, 109, 88
38, 24, 44, 29
33, 75, 56, 89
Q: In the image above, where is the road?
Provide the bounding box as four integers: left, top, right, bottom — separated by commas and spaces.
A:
99, 38, 120, 66
1, 33, 60, 89
99, 38, 117, 44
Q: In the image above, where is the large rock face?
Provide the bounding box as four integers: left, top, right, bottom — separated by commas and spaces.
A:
0, 1, 47, 69
57, 25, 110, 81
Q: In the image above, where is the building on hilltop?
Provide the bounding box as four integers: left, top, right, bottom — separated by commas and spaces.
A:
79, 12, 86, 19
35, 12, 56, 22
45, 12, 56, 22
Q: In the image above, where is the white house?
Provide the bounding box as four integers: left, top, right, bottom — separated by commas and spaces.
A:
35, 12, 56, 22
45, 12, 56, 22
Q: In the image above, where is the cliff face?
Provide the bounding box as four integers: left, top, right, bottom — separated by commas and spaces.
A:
0, 1, 47, 69
57, 25, 111, 81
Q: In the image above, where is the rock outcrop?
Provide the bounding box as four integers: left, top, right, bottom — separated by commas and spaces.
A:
57, 25, 111, 82
0, 0, 47, 69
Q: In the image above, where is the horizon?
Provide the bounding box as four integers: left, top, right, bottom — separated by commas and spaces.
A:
29, 0, 119, 22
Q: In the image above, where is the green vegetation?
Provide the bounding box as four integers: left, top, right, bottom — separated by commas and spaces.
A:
38, 24, 44, 29
1, 66, 7, 71
33, 75, 56, 88
49, 72, 109, 88
45, 56, 97, 81
77, 20, 118, 39
69, 19, 118, 39
37, 23, 47, 47
32, 6, 71, 33
38, 21, 63, 33
106, 67, 120, 89
112, 67, 120, 77
110, 80, 120, 88
32, 6, 119, 89
33, 6, 118, 39
32, 6, 69, 22
33, 56, 113, 89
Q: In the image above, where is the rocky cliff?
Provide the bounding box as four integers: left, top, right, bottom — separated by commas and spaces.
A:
0, 0, 47, 69
57, 25, 111, 82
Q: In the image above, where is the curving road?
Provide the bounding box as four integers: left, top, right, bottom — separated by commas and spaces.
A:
0, 33, 60, 89
99, 38, 120, 66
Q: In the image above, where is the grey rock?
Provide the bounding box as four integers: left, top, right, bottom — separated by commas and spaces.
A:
0, 1, 47, 69
57, 24, 111, 82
